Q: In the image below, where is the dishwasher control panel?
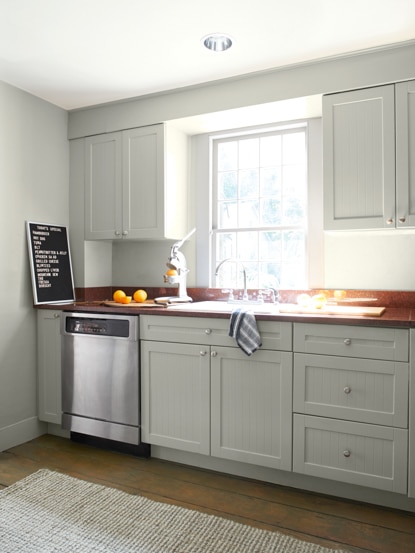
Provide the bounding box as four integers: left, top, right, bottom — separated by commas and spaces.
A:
65, 316, 131, 338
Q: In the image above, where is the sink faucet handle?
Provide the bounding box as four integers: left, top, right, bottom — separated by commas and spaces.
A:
261, 288, 279, 304
221, 288, 234, 301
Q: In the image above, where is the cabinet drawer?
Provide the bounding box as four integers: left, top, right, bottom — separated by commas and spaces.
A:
294, 323, 408, 361
293, 353, 408, 427
293, 415, 408, 494
140, 315, 292, 351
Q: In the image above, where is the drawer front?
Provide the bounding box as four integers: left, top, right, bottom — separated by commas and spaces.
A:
140, 315, 292, 351
293, 353, 408, 427
294, 323, 409, 361
293, 415, 408, 494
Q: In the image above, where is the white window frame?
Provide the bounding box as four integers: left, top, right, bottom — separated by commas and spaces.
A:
193, 118, 323, 291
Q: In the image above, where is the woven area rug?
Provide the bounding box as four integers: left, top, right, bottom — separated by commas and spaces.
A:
0, 469, 350, 553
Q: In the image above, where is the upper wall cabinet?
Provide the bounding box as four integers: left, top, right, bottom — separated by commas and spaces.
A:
84, 123, 189, 240
323, 81, 415, 230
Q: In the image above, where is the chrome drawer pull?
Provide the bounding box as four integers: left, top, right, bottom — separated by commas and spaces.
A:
343, 449, 351, 458
205, 328, 212, 335
343, 386, 351, 394
211, 351, 217, 357
200, 350, 207, 356
344, 338, 351, 346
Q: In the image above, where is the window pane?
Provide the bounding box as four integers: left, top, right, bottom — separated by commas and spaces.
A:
260, 167, 281, 196
218, 141, 237, 171
216, 232, 236, 260
283, 132, 306, 164
259, 231, 281, 260
239, 138, 259, 169
260, 135, 281, 166
261, 198, 281, 226
239, 169, 259, 199
218, 171, 237, 200
239, 200, 259, 227
218, 201, 237, 228
237, 231, 258, 261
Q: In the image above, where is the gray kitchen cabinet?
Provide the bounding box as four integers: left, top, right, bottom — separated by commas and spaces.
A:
293, 323, 409, 493
323, 81, 415, 230
37, 310, 62, 424
140, 315, 293, 469
85, 123, 188, 240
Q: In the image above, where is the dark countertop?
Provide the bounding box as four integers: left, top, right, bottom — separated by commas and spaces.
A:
37, 301, 415, 328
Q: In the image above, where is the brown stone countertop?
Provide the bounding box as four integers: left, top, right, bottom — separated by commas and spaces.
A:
36, 286, 415, 328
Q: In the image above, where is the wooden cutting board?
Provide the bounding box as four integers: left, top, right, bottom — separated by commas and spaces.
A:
279, 304, 386, 317
103, 300, 167, 308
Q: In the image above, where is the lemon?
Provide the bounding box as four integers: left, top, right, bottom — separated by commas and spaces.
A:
334, 290, 347, 299
133, 289, 147, 303
113, 289, 126, 303
311, 293, 327, 309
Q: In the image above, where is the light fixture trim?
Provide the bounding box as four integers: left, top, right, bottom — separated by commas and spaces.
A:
202, 33, 233, 52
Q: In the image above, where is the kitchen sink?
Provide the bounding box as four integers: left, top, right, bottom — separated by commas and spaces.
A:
166, 300, 280, 314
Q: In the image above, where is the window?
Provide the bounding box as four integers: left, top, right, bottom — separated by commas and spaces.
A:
211, 123, 308, 291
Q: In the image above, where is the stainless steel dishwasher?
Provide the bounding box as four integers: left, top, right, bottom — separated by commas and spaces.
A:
61, 312, 142, 447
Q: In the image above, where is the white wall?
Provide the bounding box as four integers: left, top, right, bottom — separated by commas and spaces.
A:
0, 81, 69, 450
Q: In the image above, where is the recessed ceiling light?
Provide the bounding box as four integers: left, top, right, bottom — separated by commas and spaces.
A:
202, 33, 233, 52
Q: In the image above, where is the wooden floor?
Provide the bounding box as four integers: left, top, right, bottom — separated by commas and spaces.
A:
0, 435, 414, 553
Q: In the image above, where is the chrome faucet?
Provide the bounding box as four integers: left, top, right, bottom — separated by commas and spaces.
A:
215, 258, 248, 301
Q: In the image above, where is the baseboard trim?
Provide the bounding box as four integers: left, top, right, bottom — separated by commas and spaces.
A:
0, 417, 47, 452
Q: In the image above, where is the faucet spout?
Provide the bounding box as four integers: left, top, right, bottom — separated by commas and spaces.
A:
215, 258, 248, 301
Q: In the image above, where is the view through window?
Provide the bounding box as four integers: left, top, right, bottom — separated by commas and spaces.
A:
212, 124, 307, 292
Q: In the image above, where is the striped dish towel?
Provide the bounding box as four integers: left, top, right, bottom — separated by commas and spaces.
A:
229, 308, 262, 356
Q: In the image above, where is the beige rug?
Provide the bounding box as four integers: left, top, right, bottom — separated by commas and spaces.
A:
0, 469, 350, 552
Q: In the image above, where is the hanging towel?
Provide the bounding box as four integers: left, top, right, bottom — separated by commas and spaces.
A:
229, 308, 262, 356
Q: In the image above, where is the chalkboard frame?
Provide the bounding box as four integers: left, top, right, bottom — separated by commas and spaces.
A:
26, 221, 75, 305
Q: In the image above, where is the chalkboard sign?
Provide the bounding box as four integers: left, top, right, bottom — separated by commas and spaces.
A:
26, 221, 75, 305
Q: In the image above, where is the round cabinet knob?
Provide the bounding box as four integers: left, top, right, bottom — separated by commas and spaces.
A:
343, 386, 351, 394
200, 350, 207, 356
205, 328, 212, 335
386, 218, 394, 225
343, 449, 351, 458
211, 351, 217, 357
122, 230, 128, 236
344, 338, 351, 346
114, 231, 121, 236
398, 216, 406, 224
53, 312, 60, 319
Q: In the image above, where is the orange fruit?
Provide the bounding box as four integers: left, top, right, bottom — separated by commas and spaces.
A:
120, 296, 132, 304
165, 269, 178, 276
113, 289, 126, 303
133, 289, 147, 303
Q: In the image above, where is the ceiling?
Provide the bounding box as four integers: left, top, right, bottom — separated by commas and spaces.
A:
1, 0, 415, 112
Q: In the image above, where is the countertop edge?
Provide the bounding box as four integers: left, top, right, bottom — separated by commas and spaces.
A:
36, 303, 415, 328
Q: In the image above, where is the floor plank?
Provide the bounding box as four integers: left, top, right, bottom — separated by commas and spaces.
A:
1, 435, 414, 553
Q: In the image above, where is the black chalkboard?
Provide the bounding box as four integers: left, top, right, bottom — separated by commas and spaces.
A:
26, 221, 75, 305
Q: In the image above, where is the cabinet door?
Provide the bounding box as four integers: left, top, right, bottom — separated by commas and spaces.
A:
396, 79, 415, 228
323, 85, 395, 230
37, 310, 62, 424
141, 340, 210, 454
122, 125, 164, 239
211, 347, 292, 470
85, 133, 122, 239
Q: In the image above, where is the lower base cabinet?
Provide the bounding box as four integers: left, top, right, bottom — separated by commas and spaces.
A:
140, 315, 293, 470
